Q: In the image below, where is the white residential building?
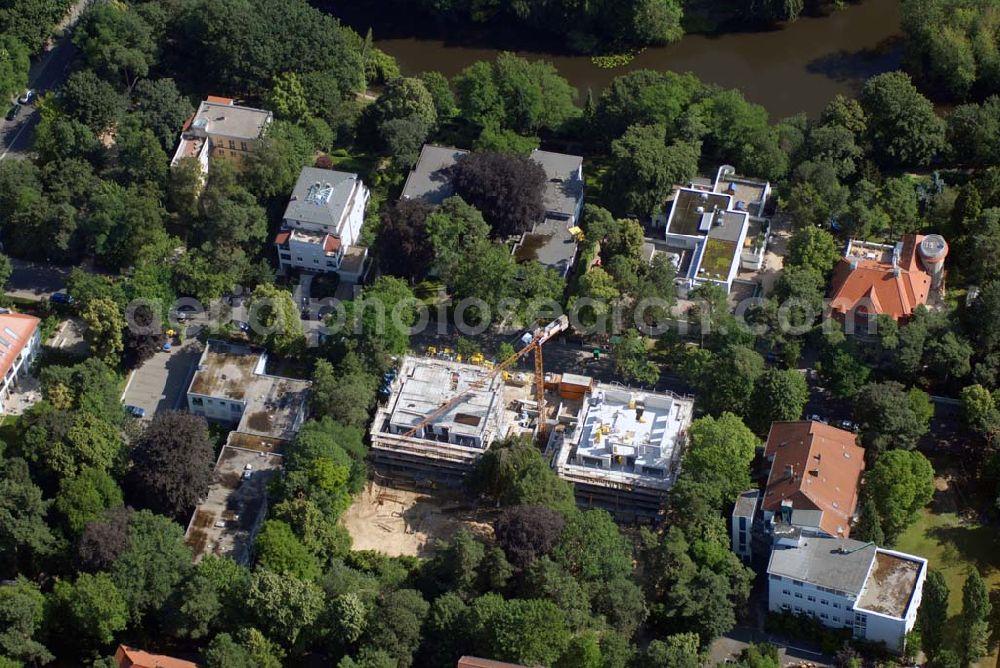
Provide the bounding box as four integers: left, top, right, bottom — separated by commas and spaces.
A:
0, 313, 41, 414
731, 489, 760, 562
184, 340, 311, 564
767, 534, 926, 652
274, 167, 370, 281
654, 165, 771, 295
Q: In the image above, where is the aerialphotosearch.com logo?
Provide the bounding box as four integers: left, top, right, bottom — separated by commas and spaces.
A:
122, 285, 883, 345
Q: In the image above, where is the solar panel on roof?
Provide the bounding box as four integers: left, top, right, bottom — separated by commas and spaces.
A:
0, 337, 11, 348
3, 327, 19, 340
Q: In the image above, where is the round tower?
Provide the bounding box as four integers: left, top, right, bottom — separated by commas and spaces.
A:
918, 234, 949, 292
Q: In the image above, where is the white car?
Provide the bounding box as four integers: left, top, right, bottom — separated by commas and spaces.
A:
17, 89, 35, 105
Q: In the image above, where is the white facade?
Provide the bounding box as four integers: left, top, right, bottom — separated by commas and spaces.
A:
731, 490, 759, 562
767, 536, 926, 653
0, 323, 40, 414
275, 168, 370, 279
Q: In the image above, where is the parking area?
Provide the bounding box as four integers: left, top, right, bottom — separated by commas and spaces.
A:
48, 317, 87, 355
121, 339, 202, 418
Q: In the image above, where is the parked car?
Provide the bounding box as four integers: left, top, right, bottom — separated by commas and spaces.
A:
49, 291, 74, 305
234, 320, 250, 333
17, 89, 35, 105
4, 104, 20, 121
162, 341, 172, 352
125, 405, 146, 418
242, 464, 253, 480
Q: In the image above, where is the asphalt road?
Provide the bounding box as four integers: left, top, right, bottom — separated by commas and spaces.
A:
5, 258, 71, 301
0, 1, 88, 161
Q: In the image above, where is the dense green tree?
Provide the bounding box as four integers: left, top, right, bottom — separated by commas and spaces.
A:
309, 355, 377, 429
80, 296, 125, 366
614, 330, 659, 385
245, 121, 314, 199
552, 510, 631, 582
494, 505, 566, 569
605, 123, 699, 216
592, 69, 702, 140
787, 226, 841, 277
132, 78, 193, 151
859, 72, 946, 167
854, 382, 933, 460
53, 467, 122, 536
47, 572, 127, 653
109, 510, 192, 624
125, 411, 214, 520
247, 283, 305, 356
919, 570, 950, 660
451, 151, 546, 237
0, 459, 54, 576
59, 69, 125, 133
344, 276, 417, 367
747, 368, 809, 435
363, 588, 429, 668
254, 519, 322, 580
246, 569, 324, 646
697, 345, 764, 417
0, 577, 52, 665
864, 449, 935, 543
852, 495, 885, 545
74, 2, 157, 88
681, 413, 757, 507
465, 594, 570, 667
470, 436, 577, 514
0, 35, 29, 102
644, 633, 701, 668
961, 568, 991, 666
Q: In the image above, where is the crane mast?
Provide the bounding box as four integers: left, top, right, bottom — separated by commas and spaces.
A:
401, 316, 569, 441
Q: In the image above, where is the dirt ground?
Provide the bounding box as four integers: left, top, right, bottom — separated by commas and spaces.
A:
342, 481, 495, 557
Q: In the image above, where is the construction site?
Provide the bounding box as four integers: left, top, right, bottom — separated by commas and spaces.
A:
342, 479, 495, 557
368, 316, 696, 522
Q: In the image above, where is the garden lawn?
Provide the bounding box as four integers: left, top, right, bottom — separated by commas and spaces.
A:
894, 484, 1000, 667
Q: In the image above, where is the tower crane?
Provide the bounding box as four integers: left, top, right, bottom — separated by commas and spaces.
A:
402, 315, 569, 440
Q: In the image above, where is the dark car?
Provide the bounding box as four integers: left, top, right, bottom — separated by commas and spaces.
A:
5, 104, 21, 121
49, 291, 74, 305
125, 405, 146, 418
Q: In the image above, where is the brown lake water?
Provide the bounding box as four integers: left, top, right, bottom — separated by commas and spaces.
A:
340, 0, 902, 119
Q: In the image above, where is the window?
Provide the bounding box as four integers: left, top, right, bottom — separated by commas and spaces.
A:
230, 150, 236, 157
807, 596, 816, 602
231, 403, 241, 412
794, 593, 802, 599
313, 259, 319, 264
229, 140, 235, 149
192, 397, 203, 406
794, 606, 801, 613
820, 613, 828, 620
280, 253, 291, 260
739, 517, 747, 530
833, 603, 840, 609
833, 616, 840, 623
821, 600, 829, 606
296, 257, 303, 261
240, 142, 247, 151
793, 580, 803, 587
769, 575, 782, 582
326, 260, 336, 267
782, 590, 791, 596
782, 604, 790, 611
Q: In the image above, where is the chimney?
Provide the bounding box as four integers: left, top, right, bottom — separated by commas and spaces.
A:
784, 464, 794, 479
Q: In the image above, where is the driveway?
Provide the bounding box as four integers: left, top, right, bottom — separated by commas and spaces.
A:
5, 258, 72, 301
709, 625, 834, 667
49, 316, 87, 355
1, 0, 90, 160
120, 339, 202, 418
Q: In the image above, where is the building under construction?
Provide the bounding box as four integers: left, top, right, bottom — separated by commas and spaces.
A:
548, 382, 694, 522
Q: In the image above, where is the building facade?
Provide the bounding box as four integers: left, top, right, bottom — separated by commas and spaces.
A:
0, 313, 41, 415
170, 97, 272, 175
274, 167, 370, 280
767, 535, 926, 652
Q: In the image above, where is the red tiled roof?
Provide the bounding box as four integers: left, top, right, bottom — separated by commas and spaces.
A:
828, 234, 933, 322
114, 645, 198, 668
0, 313, 39, 381
274, 231, 290, 245
323, 235, 342, 253
763, 421, 865, 538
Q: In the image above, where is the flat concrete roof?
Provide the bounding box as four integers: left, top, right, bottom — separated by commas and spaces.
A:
191, 100, 271, 140
554, 384, 693, 491
185, 440, 284, 563
531, 149, 583, 219
857, 550, 924, 618
513, 216, 577, 275
386, 356, 502, 442
667, 189, 732, 237
189, 341, 310, 442
733, 489, 760, 518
